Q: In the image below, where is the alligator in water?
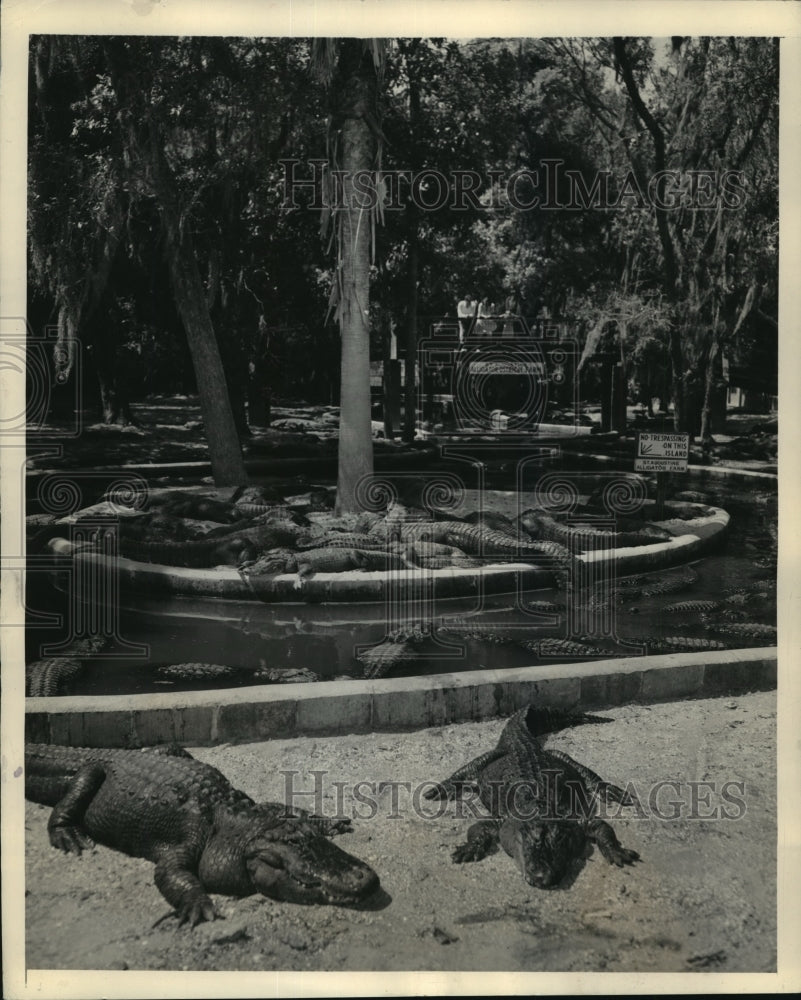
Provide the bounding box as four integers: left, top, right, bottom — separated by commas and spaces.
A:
639, 568, 698, 597
26, 638, 108, 697
424, 706, 640, 888
662, 600, 720, 614
703, 621, 777, 642
641, 635, 726, 653
520, 637, 607, 657
156, 663, 321, 685
357, 629, 428, 678
25, 743, 379, 925
28, 658, 322, 697
27, 657, 84, 697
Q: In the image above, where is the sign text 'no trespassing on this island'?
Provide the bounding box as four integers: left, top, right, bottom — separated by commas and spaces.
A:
634, 432, 690, 473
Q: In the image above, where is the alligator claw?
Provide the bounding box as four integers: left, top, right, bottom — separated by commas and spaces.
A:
49, 825, 94, 855
603, 844, 641, 867
325, 817, 353, 836
177, 896, 219, 928
452, 844, 483, 864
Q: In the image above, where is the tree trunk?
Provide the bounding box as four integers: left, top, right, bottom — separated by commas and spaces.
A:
93, 345, 134, 425
334, 45, 377, 515
699, 336, 719, 447
403, 235, 419, 443
668, 314, 687, 432
105, 39, 247, 486
403, 53, 422, 444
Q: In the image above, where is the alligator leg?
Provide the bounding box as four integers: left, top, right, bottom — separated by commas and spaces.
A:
423, 747, 507, 800
153, 847, 218, 927
546, 749, 638, 807
45, 764, 106, 854
452, 820, 501, 863
587, 818, 640, 868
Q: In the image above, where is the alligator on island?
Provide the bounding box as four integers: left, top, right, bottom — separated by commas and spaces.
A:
519, 511, 673, 552
25, 743, 379, 925
118, 521, 306, 568
424, 706, 640, 888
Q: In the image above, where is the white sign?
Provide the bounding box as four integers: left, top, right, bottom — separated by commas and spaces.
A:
634, 432, 690, 472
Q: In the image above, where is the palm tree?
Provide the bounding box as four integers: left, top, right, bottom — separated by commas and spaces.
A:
311, 39, 387, 514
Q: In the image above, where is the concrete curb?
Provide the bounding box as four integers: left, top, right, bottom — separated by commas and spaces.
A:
47, 506, 729, 604
25, 646, 777, 747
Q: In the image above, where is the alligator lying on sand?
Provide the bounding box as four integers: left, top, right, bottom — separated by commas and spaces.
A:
25, 743, 379, 925
424, 706, 640, 888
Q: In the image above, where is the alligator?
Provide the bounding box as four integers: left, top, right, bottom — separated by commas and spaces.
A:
358, 639, 419, 678
118, 522, 306, 568
461, 510, 518, 534
641, 635, 726, 653
423, 706, 640, 888
156, 663, 242, 683
520, 637, 607, 657
386, 518, 557, 562
639, 569, 698, 597
298, 547, 405, 577
149, 493, 244, 524
398, 539, 481, 570
155, 663, 321, 685
297, 532, 387, 552
662, 600, 720, 614
26, 638, 107, 697
27, 657, 84, 697
442, 624, 521, 645
357, 628, 429, 678
703, 622, 777, 641
24, 743, 379, 925
700, 608, 748, 625
520, 511, 672, 552
672, 490, 712, 504
525, 600, 565, 615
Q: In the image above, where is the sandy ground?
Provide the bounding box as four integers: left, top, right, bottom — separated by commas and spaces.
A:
25, 690, 776, 973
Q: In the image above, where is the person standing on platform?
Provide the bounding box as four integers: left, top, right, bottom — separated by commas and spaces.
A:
477, 296, 497, 336
457, 293, 477, 343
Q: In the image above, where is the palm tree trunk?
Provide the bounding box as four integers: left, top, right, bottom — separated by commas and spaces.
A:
335, 110, 375, 513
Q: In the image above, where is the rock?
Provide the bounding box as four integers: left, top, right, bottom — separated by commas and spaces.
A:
193, 916, 250, 946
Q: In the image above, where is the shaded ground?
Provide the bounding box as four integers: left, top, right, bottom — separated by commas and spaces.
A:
25, 690, 776, 973
26, 397, 407, 471
26, 397, 778, 474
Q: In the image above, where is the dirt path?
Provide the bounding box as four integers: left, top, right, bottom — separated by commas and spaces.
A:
25, 691, 776, 973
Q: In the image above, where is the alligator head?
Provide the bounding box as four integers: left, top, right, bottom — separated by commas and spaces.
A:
499, 817, 586, 889
244, 823, 379, 905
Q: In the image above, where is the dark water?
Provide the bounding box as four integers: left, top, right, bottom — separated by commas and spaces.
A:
26, 471, 777, 696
